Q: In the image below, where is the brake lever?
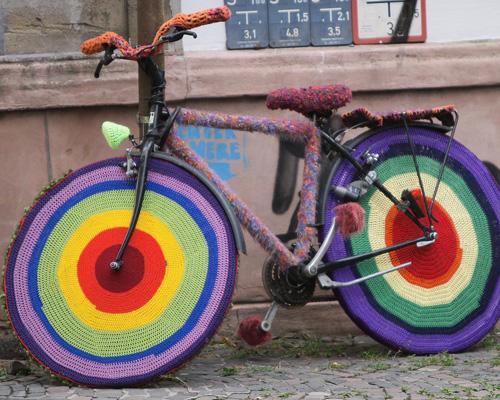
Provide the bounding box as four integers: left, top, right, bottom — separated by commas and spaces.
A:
160, 29, 197, 44
94, 46, 115, 79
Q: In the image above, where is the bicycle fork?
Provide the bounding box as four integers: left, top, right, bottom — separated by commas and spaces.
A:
110, 138, 154, 270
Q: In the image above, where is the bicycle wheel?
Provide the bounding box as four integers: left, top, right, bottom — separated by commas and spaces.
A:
4, 157, 238, 386
323, 124, 499, 354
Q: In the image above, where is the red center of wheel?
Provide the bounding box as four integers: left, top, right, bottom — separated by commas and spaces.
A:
78, 228, 166, 313
95, 245, 145, 293
385, 190, 462, 288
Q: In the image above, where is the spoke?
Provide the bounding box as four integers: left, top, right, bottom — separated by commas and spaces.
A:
320, 129, 430, 233
429, 111, 459, 217
402, 117, 433, 229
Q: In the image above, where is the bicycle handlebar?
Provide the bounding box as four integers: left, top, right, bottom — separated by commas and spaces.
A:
80, 6, 231, 60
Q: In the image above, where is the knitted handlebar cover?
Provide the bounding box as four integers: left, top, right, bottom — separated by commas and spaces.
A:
80, 6, 231, 60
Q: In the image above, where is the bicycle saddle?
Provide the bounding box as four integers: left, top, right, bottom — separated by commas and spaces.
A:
266, 85, 352, 117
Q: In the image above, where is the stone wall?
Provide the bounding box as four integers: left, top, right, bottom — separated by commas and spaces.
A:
1, 0, 129, 55
0, 0, 181, 56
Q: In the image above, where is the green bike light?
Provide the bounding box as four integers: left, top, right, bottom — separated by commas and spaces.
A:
101, 121, 131, 150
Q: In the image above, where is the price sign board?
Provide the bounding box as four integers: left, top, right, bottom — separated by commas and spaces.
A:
353, 0, 426, 44
310, 0, 352, 46
268, 0, 310, 48
225, 0, 269, 49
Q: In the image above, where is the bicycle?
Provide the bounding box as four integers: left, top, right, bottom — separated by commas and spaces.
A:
3, 6, 499, 388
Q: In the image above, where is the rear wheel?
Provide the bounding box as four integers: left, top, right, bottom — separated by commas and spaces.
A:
323, 124, 499, 354
4, 157, 237, 386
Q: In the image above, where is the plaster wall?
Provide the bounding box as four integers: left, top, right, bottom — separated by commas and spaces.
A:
1, 85, 498, 304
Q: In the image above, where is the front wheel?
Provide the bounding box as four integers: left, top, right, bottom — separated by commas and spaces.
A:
323, 124, 499, 354
4, 157, 238, 386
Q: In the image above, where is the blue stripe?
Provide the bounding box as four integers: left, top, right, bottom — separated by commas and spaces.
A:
28, 180, 218, 363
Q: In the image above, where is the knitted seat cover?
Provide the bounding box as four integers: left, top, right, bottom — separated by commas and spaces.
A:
266, 85, 352, 117
4, 158, 237, 387
322, 125, 499, 354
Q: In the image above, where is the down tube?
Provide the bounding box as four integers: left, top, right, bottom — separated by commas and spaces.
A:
168, 108, 322, 268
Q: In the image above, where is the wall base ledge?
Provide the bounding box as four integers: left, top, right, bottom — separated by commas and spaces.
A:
1, 40, 499, 111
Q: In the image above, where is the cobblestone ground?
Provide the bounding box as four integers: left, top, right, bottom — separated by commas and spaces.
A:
0, 332, 498, 400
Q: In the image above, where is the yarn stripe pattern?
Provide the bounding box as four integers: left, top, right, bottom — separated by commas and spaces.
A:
4, 158, 237, 386
323, 126, 499, 353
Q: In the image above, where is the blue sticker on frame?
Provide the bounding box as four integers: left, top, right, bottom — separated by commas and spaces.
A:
225, 0, 269, 49
310, 0, 352, 46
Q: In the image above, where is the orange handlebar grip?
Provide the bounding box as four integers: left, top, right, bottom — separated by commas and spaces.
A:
153, 6, 231, 43
80, 32, 131, 55
81, 32, 115, 55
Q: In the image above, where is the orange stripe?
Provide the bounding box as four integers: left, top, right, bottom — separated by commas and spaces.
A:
384, 193, 462, 288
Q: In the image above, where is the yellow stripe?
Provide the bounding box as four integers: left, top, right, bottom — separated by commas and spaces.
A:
365, 173, 477, 306
57, 210, 184, 331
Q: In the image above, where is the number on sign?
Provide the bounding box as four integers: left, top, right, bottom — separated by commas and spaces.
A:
337, 10, 350, 21
243, 29, 257, 40
328, 26, 341, 36
387, 21, 394, 36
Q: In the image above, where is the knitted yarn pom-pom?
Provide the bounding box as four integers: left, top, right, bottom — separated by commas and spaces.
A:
237, 315, 272, 346
335, 202, 365, 237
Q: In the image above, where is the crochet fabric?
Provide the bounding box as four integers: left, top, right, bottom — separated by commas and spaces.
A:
342, 105, 456, 128
323, 124, 500, 354
80, 6, 231, 60
4, 158, 237, 386
266, 85, 352, 117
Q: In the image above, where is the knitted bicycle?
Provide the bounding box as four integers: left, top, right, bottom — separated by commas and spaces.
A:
4, 6, 499, 387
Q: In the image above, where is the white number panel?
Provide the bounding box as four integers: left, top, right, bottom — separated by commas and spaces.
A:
353, 0, 426, 44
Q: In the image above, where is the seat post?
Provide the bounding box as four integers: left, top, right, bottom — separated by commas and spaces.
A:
137, 0, 167, 139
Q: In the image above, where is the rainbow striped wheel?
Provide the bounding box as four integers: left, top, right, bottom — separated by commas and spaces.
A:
4, 157, 237, 386
323, 125, 499, 354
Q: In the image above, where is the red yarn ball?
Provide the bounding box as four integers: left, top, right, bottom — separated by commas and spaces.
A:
237, 315, 272, 346
335, 203, 365, 237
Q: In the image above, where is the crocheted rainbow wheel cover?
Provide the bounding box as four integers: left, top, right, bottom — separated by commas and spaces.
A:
4, 158, 237, 386
323, 126, 499, 354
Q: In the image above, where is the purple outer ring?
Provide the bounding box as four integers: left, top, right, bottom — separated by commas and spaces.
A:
323, 126, 499, 353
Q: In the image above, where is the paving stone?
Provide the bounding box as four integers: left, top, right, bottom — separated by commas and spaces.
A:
94, 389, 125, 397
0, 335, 498, 399
9, 391, 26, 398
68, 396, 93, 400
305, 391, 331, 400
286, 393, 306, 400
228, 394, 252, 399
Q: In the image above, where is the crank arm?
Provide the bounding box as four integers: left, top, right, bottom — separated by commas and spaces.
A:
317, 261, 412, 289
260, 301, 279, 332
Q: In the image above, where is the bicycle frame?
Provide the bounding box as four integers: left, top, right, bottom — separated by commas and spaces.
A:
115, 56, 445, 280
